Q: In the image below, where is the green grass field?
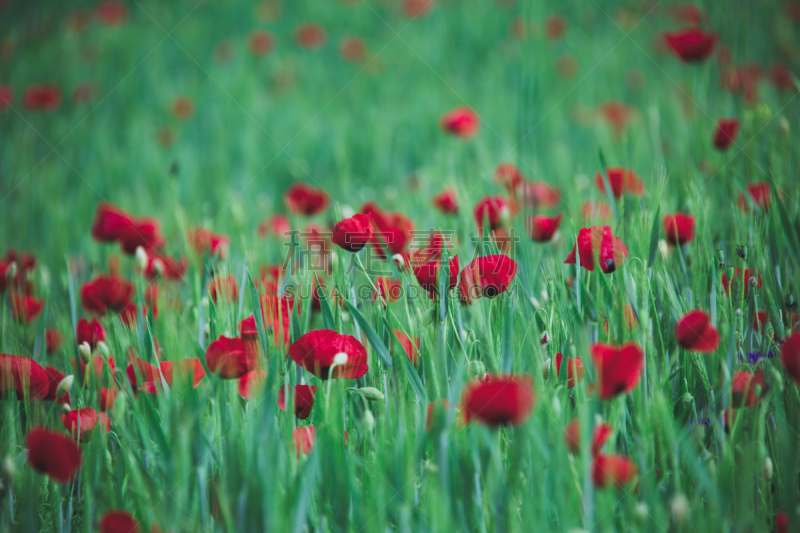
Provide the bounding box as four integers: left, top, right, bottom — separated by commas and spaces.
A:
3, 0, 800, 532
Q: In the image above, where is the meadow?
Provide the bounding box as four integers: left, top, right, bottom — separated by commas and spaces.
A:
2, 0, 800, 532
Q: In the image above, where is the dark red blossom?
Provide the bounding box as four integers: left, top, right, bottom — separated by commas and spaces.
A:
731, 370, 766, 408
599, 101, 633, 136
457, 255, 517, 303
289, 330, 369, 380
206, 336, 259, 379
403, 0, 433, 17
663, 28, 717, 63
22, 84, 62, 111
545, 14, 567, 40
462, 374, 535, 427
143, 253, 187, 280
76, 318, 107, 350
592, 454, 637, 488
141, 358, 206, 393
495, 163, 524, 191
239, 294, 299, 348
61, 408, 110, 441
80, 354, 116, 383
564, 419, 612, 455
554, 352, 585, 388
360, 202, 415, 257
432, 187, 459, 215
248, 30, 275, 56
80, 275, 134, 315
581, 200, 612, 222
258, 214, 291, 239
10, 292, 44, 323
513, 180, 562, 210
721, 267, 762, 298
95, 0, 128, 25
0, 354, 49, 400
662, 213, 695, 245
294, 23, 327, 50
238, 369, 266, 399
392, 329, 419, 365
669, 3, 704, 26
208, 274, 239, 303
172, 96, 194, 120
284, 183, 329, 216
770, 63, 795, 92
125, 357, 159, 391
46, 329, 62, 354
591, 342, 644, 400
292, 426, 316, 457
594, 168, 643, 198
277, 385, 317, 419
99, 511, 139, 533
372, 277, 402, 306
713, 118, 740, 150
564, 226, 628, 274
332, 214, 374, 252
473, 196, 510, 231
676, 310, 720, 352
25, 427, 82, 484
413, 255, 459, 298
98, 387, 117, 411
440, 106, 479, 139
527, 213, 562, 242
339, 36, 366, 62
737, 182, 771, 213
90, 203, 165, 254
775, 512, 790, 533
781, 331, 800, 386
44, 366, 70, 405
187, 228, 230, 259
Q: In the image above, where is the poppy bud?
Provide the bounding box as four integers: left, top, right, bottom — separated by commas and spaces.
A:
5, 261, 16, 281
670, 493, 690, 525
716, 249, 725, 270
359, 387, 385, 402
333, 352, 349, 366
764, 457, 773, 481
633, 503, 649, 526
541, 358, 551, 381
56, 375, 74, 399
78, 342, 92, 363
96, 341, 110, 357
749, 277, 758, 288
392, 253, 405, 268
363, 409, 375, 432
658, 239, 669, 260
135, 246, 148, 270
2, 456, 15, 481
467, 360, 486, 380
61, 403, 71, 413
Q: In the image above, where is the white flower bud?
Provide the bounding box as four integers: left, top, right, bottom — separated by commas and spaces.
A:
764, 457, 773, 481
151, 258, 164, 276
363, 409, 375, 432
359, 387, 385, 402
333, 352, 349, 366
135, 246, 149, 270
5, 262, 16, 281
40, 266, 51, 291
78, 342, 92, 363
2, 456, 15, 480
551, 395, 561, 418
62, 403, 72, 413
392, 254, 405, 269
658, 239, 670, 260
633, 503, 649, 525
56, 375, 74, 399
96, 341, 110, 357
670, 493, 690, 525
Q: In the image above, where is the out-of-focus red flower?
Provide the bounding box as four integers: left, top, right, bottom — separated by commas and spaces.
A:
143, 253, 187, 280
80, 275, 134, 315
462, 374, 534, 427
373, 277, 402, 306
76, 317, 107, 350
171, 96, 194, 120
554, 353, 584, 388
284, 183, 329, 216
527, 213, 562, 242
72, 82, 93, 104
339, 36, 366, 62
152, 358, 206, 390
457, 255, 516, 304
555, 54, 579, 78
426, 398, 450, 431
294, 23, 327, 50
781, 331, 800, 386
248, 30, 275, 56
360, 202, 415, 257
238, 369, 266, 399
663, 213, 695, 245
208, 274, 239, 304
289, 330, 369, 380
258, 214, 291, 239
737, 182, 771, 213
187, 228, 230, 259
332, 214, 373, 252
440, 106, 480, 139
721, 267, 762, 298
564, 226, 628, 274
90, 202, 165, 254
22, 84, 62, 111
775, 512, 790, 533
0, 83, 13, 111
95, 0, 128, 25
591, 342, 644, 400
545, 14, 567, 40
1, 354, 49, 400
61, 408, 110, 441
403, 0, 433, 17
79, 354, 116, 383
99, 387, 117, 411
598, 101, 633, 136
712, 118, 740, 150
292, 426, 316, 457
413, 255, 459, 298
99, 511, 139, 533
512, 180, 562, 211
676, 310, 720, 352
581, 200, 612, 223
564, 419, 613, 455
595, 168, 643, 198
239, 294, 299, 348
206, 336, 258, 379
669, 3, 704, 26
495, 163, 524, 191
26, 427, 82, 484
473, 196, 510, 232
125, 357, 159, 391
770, 63, 795, 92
277, 385, 317, 419
44, 366, 70, 405
392, 329, 419, 365
432, 187, 458, 215
731, 370, 766, 408
409, 230, 454, 265
592, 453, 637, 488
663, 28, 717, 63
10, 292, 44, 323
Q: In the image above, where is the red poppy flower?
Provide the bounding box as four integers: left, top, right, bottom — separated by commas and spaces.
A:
95, 0, 128, 25
473, 196, 510, 232
663, 28, 717, 63
44, 366, 70, 405
775, 512, 790, 533
731, 370, 766, 408
512, 180, 563, 211
61, 408, 110, 441
80, 275, 134, 315
248, 30, 275, 56
426, 398, 450, 431
554, 353, 585, 388
237, 369, 266, 399
581, 200, 612, 222
592, 453, 637, 488
99, 387, 118, 411
90, 203, 165, 254
457, 255, 516, 304
125, 357, 159, 391
594, 168, 643, 198
143, 253, 187, 280
545, 14, 567, 40
781, 331, 800, 386
99, 511, 139, 533
564, 419, 613, 455
0, 83, 12, 111
669, 3, 704, 25
564, 226, 628, 274
332, 214, 373, 252
22, 84, 61, 111
662, 213, 695, 245
79, 354, 116, 383
292, 426, 316, 457
206, 336, 259, 379
76, 317, 107, 350
675, 310, 720, 352
46, 328, 62, 354
713, 118, 740, 150
392, 330, 419, 365
495, 163, 524, 191
339, 36, 366, 62
440, 106, 480, 139
289, 330, 368, 380
26, 427, 82, 484
152, 358, 206, 390
284, 183, 329, 216
372, 277, 402, 306
591, 342, 644, 400
527, 213, 562, 242
403, 0, 433, 17
294, 23, 327, 50
737, 182, 771, 213
277, 385, 317, 419
187, 228, 230, 259
171, 95, 195, 120
208, 274, 239, 303
10, 292, 44, 323
360, 202, 415, 257
721, 267, 762, 298
258, 214, 291, 239
239, 294, 299, 348
413, 255, 459, 298
0, 354, 49, 400
462, 374, 534, 427
432, 187, 459, 215
770, 63, 795, 92
599, 101, 633, 136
